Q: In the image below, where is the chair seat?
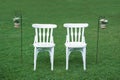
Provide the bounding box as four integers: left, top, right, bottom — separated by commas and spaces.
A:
33, 42, 55, 47
65, 42, 86, 48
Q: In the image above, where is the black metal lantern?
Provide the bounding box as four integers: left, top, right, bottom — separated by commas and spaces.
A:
13, 10, 23, 63
96, 16, 108, 64
13, 17, 20, 28
99, 17, 108, 29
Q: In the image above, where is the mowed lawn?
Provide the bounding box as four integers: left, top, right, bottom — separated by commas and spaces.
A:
0, 0, 120, 80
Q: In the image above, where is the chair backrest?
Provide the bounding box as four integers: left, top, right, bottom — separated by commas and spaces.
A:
64, 23, 88, 42
32, 24, 57, 43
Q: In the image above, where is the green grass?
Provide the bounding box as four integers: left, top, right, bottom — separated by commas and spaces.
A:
0, 0, 120, 80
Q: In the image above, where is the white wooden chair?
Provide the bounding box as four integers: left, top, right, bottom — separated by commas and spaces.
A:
64, 23, 88, 70
32, 24, 57, 71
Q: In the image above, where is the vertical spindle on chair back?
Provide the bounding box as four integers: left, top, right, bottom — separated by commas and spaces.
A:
32, 24, 57, 43
64, 23, 88, 42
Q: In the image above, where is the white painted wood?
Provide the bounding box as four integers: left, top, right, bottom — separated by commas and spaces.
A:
71, 28, 73, 42
50, 28, 53, 43
32, 24, 57, 28
64, 23, 88, 28
35, 28, 38, 42
75, 28, 77, 42
43, 28, 45, 42
67, 28, 70, 42
78, 28, 81, 42
47, 28, 49, 42
32, 24, 57, 71
64, 23, 88, 71
39, 28, 41, 42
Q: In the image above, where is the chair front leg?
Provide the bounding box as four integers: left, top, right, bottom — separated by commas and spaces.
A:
34, 47, 38, 71
66, 47, 70, 70
50, 47, 54, 71
82, 47, 86, 70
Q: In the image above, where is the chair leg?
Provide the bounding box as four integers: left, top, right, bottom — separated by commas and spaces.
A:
66, 47, 69, 70
50, 47, 54, 71
34, 47, 38, 71
82, 47, 86, 70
